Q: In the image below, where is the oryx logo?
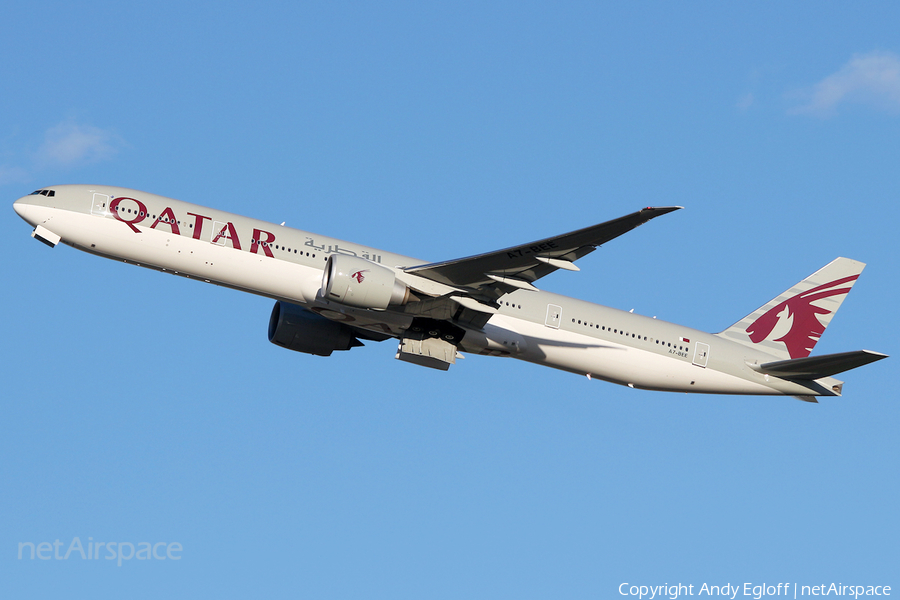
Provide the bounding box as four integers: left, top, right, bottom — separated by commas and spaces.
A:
745, 275, 858, 358
351, 270, 368, 284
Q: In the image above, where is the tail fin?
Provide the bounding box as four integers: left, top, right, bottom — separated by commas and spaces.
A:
716, 257, 865, 359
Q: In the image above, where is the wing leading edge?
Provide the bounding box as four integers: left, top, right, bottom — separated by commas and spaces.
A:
404, 206, 682, 290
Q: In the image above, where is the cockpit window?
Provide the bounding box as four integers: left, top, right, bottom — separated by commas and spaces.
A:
30, 189, 55, 197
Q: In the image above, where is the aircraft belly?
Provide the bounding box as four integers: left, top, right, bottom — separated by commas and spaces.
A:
501, 318, 781, 395
312, 304, 414, 338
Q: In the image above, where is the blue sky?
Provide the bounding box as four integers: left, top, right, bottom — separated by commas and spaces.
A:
2, 2, 898, 598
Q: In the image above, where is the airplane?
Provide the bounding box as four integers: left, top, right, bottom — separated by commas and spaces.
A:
13, 185, 887, 401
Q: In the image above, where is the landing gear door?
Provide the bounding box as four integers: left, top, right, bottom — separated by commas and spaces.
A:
693, 342, 710, 368
91, 193, 109, 216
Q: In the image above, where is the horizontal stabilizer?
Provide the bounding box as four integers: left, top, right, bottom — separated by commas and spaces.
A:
755, 350, 888, 380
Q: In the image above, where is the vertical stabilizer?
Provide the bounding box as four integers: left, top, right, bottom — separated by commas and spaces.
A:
716, 258, 865, 360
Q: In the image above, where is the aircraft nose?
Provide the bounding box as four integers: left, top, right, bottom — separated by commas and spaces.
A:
14, 197, 28, 217
13, 196, 38, 225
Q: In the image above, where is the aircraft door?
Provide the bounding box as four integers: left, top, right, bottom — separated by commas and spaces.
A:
545, 304, 562, 329
91, 193, 109, 216
693, 342, 710, 368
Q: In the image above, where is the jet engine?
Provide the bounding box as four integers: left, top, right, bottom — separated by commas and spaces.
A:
268, 301, 363, 356
321, 255, 411, 310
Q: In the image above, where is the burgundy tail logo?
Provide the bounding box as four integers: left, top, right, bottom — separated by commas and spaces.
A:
351, 270, 368, 283
745, 275, 858, 358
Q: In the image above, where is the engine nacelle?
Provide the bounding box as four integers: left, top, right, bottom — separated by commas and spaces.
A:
268, 301, 362, 356
321, 254, 411, 310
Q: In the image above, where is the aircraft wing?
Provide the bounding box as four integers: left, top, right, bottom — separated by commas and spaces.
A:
404, 206, 682, 291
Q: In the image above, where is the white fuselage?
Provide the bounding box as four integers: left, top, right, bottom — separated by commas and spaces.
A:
13, 185, 840, 397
